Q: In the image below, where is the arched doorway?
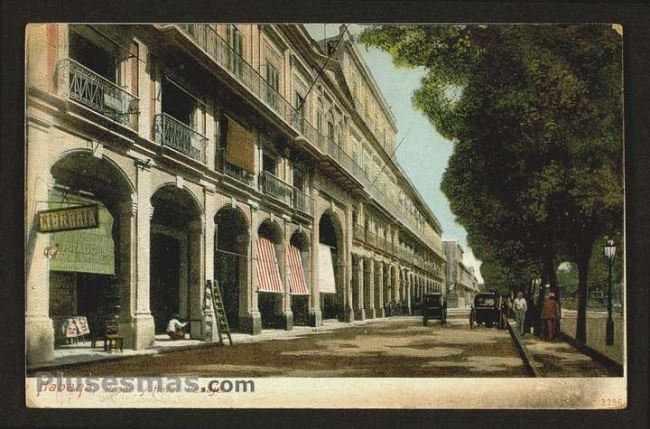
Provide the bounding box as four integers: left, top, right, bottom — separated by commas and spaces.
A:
48, 152, 133, 347
257, 219, 284, 329
318, 211, 345, 320
214, 205, 249, 330
150, 185, 202, 336
289, 230, 310, 326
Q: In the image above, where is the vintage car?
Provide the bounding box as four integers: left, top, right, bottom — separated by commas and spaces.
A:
469, 292, 504, 329
422, 293, 447, 325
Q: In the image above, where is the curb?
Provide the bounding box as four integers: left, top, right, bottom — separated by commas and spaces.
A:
558, 332, 624, 376
505, 318, 541, 378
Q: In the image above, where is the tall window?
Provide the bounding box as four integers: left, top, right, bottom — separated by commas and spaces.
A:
227, 25, 244, 77
327, 112, 334, 143
316, 108, 324, 146
294, 91, 305, 130
293, 168, 306, 191
265, 62, 279, 109
263, 153, 277, 174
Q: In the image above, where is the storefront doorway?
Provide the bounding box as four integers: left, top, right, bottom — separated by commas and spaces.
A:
318, 211, 344, 321
47, 152, 132, 348
214, 205, 249, 330
150, 232, 181, 333
150, 185, 202, 337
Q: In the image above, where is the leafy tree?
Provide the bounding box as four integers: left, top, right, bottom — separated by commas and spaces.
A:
360, 25, 623, 342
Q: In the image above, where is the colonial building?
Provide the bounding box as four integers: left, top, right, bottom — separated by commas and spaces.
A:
26, 23, 446, 364
443, 240, 478, 308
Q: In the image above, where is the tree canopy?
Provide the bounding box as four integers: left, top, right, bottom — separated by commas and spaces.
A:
360, 25, 623, 341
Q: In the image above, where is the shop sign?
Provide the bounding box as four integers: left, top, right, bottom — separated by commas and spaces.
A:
38, 205, 99, 233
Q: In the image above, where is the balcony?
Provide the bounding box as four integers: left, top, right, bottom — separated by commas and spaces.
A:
224, 161, 255, 187
175, 25, 369, 186
56, 58, 139, 129
259, 171, 293, 205
293, 188, 313, 215
153, 113, 207, 164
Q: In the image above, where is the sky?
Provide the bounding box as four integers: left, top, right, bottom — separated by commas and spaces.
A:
304, 24, 484, 283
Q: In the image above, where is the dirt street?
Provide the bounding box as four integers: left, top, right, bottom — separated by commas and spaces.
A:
55, 316, 528, 377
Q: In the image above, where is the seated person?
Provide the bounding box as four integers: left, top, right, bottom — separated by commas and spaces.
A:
166, 314, 188, 340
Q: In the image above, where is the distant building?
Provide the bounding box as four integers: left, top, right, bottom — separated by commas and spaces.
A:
443, 241, 479, 308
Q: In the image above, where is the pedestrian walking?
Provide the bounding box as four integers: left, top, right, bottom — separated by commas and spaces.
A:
541, 292, 560, 341
513, 292, 527, 335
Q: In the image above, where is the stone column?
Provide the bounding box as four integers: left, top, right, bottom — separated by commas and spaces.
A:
278, 229, 293, 330
343, 206, 354, 322
119, 163, 156, 350
25, 121, 54, 364
353, 255, 365, 320
187, 219, 205, 338
404, 269, 411, 314
364, 256, 376, 319
376, 260, 385, 317
309, 206, 322, 327
384, 262, 392, 315
392, 264, 400, 306
240, 208, 261, 334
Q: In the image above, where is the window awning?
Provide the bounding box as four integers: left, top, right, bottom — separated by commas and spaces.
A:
225, 115, 255, 173
255, 238, 283, 294
317, 243, 336, 294
287, 245, 309, 295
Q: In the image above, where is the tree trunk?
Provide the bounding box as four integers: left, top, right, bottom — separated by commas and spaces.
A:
575, 255, 589, 343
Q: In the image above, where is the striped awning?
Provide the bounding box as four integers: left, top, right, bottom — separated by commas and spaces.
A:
287, 245, 309, 295
256, 238, 284, 293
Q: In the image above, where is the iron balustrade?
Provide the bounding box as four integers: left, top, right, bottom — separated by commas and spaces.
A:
175, 24, 432, 249
153, 113, 207, 164
260, 171, 293, 205
56, 58, 139, 128
176, 25, 367, 183
224, 162, 255, 187
293, 188, 314, 215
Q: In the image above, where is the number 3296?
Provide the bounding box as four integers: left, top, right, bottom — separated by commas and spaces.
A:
600, 398, 625, 407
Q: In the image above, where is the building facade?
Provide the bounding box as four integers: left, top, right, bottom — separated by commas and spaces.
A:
26, 24, 446, 364
443, 240, 478, 308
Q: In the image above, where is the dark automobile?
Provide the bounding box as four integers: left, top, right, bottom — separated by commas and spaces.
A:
469, 292, 504, 329
422, 293, 447, 325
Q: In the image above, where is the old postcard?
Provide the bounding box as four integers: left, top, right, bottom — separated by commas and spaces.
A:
25, 23, 625, 408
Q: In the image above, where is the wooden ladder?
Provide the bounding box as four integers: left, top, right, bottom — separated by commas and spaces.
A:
208, 280, 233, 346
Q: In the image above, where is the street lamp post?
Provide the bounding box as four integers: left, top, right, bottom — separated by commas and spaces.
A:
603, 238, 616, 346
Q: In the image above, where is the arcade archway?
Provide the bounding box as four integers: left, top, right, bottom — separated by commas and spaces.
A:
214, 205, 249, 330
318, 211, 345, 320
150, 185, 202, 335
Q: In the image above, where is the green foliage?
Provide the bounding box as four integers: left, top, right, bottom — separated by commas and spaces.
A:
360, 25, 623, 309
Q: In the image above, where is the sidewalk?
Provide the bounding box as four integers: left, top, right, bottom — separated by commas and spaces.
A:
560, 309, 624, 365
28, 317, 382, 373
509, 315, 620, 377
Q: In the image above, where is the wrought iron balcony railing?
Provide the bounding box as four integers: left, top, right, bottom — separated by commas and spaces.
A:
56, 58, 139, 128
293, 187, 313, 215
175, 24, 433, 250
176, 25, 368, 184
224, 161, 255, 187
259, 171, 293, 205
153, 113, 207, 164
